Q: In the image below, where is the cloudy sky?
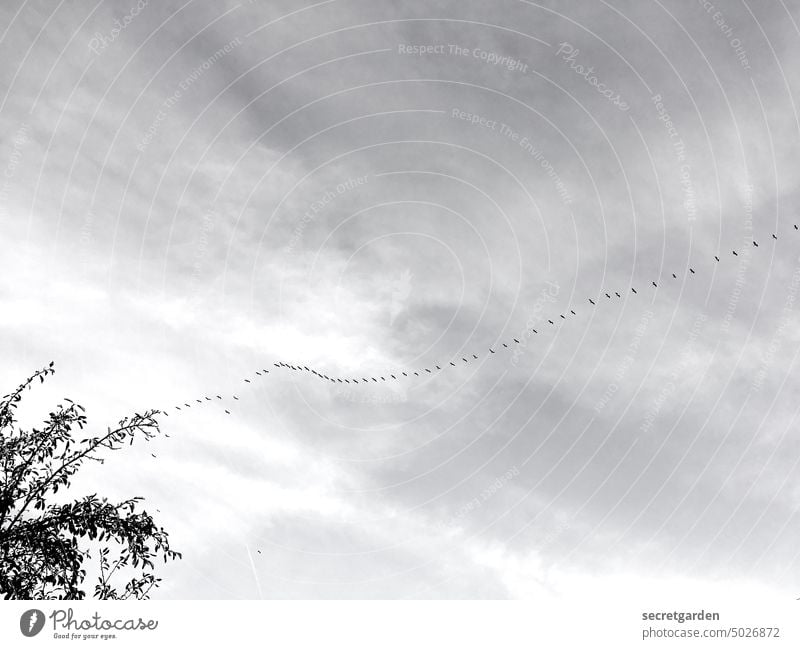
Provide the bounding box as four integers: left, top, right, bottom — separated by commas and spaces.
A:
2, 0, 800, 600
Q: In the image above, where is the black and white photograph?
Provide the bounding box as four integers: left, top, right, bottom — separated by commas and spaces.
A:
1, 1, 800, 646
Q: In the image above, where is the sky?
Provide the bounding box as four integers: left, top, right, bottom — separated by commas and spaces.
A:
2, 0, 800, 600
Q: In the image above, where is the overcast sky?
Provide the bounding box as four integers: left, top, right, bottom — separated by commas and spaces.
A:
2, 0, 800, 599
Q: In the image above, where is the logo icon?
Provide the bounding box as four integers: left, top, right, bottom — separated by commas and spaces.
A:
20, 609, 45, 637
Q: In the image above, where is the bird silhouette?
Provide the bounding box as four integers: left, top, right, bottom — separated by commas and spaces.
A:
672, 273, 677, 278
652, 281, 658, 287
689, 268, 695, 274
773, 234, 778, 239
631, 288, 637, 294
715, 256, 720, 261
233, 396, 239, 400
753, 241, 759, 247
560, 314, 566, 319
733, 250, 738, 256
589, 299, 595, 305
548, 319, 554, 325
489, 349, 495, 353
224, 409, 231, 415
571, 310, 576, 315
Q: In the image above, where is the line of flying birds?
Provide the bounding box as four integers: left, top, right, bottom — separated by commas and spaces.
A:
160, 229, 792, 417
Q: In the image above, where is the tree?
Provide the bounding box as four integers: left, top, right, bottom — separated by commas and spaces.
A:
0, 363, 181, 599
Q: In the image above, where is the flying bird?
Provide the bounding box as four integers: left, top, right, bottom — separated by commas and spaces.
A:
224, 409, 231, 415
473, 354, 478, 359
753, 241, 758, 247
589, 299, 595, 305
233, 396, 239, 400
489, 349, 495, 353
672, 273, 677, 278
605, 293, 611, 299
615, 292, 621, 298
690, 268, 695, 274
450, 362, 456, 366
560, 314, 565, 319
151, 453, 157, 458
652, 281, 658, 287
715, 255, 719, 261
548, 319, 554, 325
732, 250, 738, 256
773, 234, 778, 239
631, 288, 637, 294
570, 310, 576, 315
532, 329, 538, 334
512, 339, 519, 344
